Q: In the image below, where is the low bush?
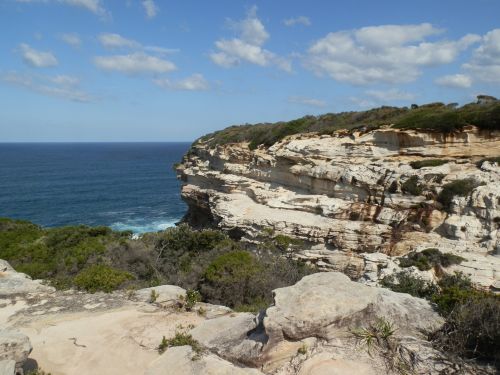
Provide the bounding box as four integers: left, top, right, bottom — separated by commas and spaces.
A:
74, 264, 134, 293
196, 99, 499, 150
437, 179, 480, 209
158, 330, 203, 358
409, 159, 449, 169
430, 296, 500, 366
380, 271, 438, 299
200, 251, 264, 309
476, 156, 500, 167
401, 176, 424, 196
398, 248, 464, 271
184, 289, 201, 311
381, 270, 500, 368
0, 218, 314, 312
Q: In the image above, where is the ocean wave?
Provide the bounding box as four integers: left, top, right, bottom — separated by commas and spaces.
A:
110, 219, 179, 234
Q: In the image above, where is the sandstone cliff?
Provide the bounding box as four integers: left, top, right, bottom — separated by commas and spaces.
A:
178, 125, 500, 289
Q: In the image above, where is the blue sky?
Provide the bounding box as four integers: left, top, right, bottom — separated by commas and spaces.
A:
1, 0, 499, 141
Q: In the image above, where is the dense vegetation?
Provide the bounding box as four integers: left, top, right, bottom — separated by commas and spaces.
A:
409, 159, 449, 169
398, 248, 464, 271
0, 218, 312, 312
382, 271, 500, 368
198, 98, 499, 149
437, 178, 483, 209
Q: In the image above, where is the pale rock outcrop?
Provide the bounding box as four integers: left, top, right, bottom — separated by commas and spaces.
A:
190, 313, 263, 363
145, 346, 264, 375
0, 360, 15, 375
0, 260, 54, 297
0, 328, 32, 374
133, 285, 186, 306
177, 126, 500, 289
264, 272, 443, 347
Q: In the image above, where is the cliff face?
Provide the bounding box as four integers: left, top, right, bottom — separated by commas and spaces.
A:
178, 125, 500, 289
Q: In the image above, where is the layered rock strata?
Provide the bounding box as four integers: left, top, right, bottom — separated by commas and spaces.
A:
177, 126, 500, 289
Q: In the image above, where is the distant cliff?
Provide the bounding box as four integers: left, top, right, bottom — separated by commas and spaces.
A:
177, 98, 500, 290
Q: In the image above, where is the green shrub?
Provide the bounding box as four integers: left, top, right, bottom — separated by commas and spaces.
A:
74, 264, 134, 293
409, 159, 449, 169
380, 271, 438, 299
272, 234, 303, 252
431, 272, 476, 315
158, 331, 203, 357
437, 179, 479, 209
398, 248, 464, 271
200, 251, 263, 309
401, 176, 424, 196
184, 289, 201, 311
476, 156, 500, 167
430, 295, 500, 365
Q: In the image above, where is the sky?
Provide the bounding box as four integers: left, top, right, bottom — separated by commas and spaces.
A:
0, 0, 499, 142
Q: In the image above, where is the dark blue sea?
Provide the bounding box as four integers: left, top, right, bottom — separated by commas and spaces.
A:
0, 143, 190, 233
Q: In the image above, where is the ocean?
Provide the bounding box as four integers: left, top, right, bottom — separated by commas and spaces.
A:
0, 142, 190, 233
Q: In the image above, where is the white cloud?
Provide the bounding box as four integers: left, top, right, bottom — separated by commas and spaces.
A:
19, 43, 58, 68
98, 33, 140, 49
283, 16, 311, 27
60, 33, 81, 47
143, 46, 179, 55
463, 29, 500, 83
435, 74, 472, 88
1, 71, 91, 102
142, 0, 158, 18
306, 24, 480, 85
288, 96, 326, 108
153, 74, 209, 91
210, 6, 291, 72
93, 52, 176, 74
16, 0, 107, 16
365, 88, 416, 101
51, 74, 80, 86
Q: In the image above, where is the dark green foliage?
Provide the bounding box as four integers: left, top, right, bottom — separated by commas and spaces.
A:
395, 106, 466, 132
200, 251, 264, 309
401, 176, 424, 196
431, 272, 477, 315
476, 156, 500, 167
0, 218, 314, 310
74, 264, 134, 293
197, 100, 499, 149
184, 289, 201, 311
398, 248, 465, 271
382, 271, 500, 367
0, 218, 132, 283
437, 179, 479, 209
430, 296, 500, 366
272, 234, 303, 252
201, 107, 407, 148
409, 159, 449, 169
158, 331, 203, 356
380, 272, 438, 299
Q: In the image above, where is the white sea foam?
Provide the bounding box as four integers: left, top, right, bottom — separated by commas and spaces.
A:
110, 219, 178, 234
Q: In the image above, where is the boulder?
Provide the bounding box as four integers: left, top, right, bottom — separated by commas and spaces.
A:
0, 260, 54, 296
264, 272, 444, 346
297, 354, 376, 375
0, 328, 32, 372
0, 360, 15, 375
190, 313, 263, 362
145, 346, 263, 375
